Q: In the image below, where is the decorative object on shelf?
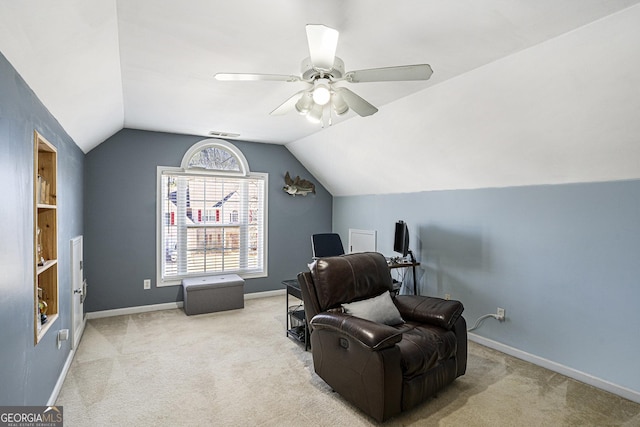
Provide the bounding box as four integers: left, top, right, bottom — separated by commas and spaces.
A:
37, 175, 50, 204
39, 301, 48, 325
37, 287, 48, 325
36, 226, 45, 266
37, 175, 43, 203
283, 172, 315, 196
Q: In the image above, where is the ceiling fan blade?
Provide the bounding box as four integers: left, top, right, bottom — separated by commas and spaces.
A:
306, 24, 339, 72
334, 87, 378, 117
345, 64, 433, 83
270, 90, 306, 115
215, 73, 300, 82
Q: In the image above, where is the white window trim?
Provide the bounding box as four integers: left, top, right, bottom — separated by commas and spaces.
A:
156, 140, 268, 287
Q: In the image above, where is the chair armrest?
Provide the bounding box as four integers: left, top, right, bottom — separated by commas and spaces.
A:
310, 312, 403, 350
394, 295, 464, 330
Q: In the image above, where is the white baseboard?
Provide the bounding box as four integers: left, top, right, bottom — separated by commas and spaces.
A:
87, 301, 184, 319
48, 348, 75, 406
468, 333, 640, 404
245, 289, 285, 299
86, 289, 286, 319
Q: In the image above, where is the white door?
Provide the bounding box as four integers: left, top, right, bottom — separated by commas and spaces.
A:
71, 236, 86, 348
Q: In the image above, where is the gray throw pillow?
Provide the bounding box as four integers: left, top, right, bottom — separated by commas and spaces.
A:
341, 291, 404, 325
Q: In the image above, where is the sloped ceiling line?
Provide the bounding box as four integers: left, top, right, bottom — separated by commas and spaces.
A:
1, 1, 639, 196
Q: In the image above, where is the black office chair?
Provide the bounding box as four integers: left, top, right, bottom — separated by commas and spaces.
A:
311, 233, 345, 258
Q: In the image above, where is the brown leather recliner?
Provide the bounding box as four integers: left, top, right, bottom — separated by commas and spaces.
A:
298, 252, 467, 422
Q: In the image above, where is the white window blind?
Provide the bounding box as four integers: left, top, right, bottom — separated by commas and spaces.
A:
160, 171, 266, 281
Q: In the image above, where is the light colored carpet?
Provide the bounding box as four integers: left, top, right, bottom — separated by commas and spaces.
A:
56, 296, 640, 426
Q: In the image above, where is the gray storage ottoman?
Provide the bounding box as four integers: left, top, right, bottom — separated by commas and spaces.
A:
182, 274, 244, 315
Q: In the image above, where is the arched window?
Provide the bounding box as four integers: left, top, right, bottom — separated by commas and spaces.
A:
180, 139, 248, 174
157, 140, 267, 285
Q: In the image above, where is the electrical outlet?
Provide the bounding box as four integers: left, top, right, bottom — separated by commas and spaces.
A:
144, 279, 151, 290
57, 329, 69, 349
445, 293, 451, 300
497, 307, 506, 321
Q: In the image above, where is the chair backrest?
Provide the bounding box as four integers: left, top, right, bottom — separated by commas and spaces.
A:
298, 252, 393, 321
311, 233, 345, 258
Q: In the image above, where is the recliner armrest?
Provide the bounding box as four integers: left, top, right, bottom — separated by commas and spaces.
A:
310, 312, 403, 350
394, 295, 464, 330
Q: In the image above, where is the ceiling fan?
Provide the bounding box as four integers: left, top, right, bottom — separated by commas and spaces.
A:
214, 24, 433, 123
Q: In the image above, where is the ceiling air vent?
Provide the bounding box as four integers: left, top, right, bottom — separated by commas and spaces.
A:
209, 131, 240, 138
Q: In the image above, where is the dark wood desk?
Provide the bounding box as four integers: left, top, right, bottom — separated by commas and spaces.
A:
282, 279, 309, 350
388, 261, 420, 295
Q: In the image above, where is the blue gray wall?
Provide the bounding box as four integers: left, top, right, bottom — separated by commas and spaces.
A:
333, 180, 640, 395
0, 52, 84, 404
84, 129, 332, 312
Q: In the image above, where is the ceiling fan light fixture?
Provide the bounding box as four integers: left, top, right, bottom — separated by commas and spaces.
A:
331, 91, 349, 115
295, 92, 313, 115
312, 79, 331, 105
306, 103, 324, 123
218, 25, 432, 124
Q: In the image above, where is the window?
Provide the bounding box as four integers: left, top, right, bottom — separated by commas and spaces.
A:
157, 140, 267, 285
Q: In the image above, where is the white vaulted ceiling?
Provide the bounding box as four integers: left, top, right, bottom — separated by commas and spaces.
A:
1, 1, 640, 195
